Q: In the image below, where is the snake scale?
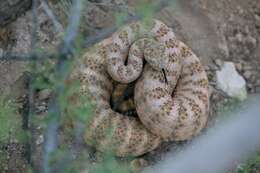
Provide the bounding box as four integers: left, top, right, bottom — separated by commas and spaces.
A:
72, 19, 209, 157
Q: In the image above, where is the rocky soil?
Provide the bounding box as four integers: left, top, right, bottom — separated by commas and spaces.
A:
0, 0, 259, 172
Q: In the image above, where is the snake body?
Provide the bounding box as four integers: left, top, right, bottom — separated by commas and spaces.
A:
74, 19, 209, 156
77, 38, 162, 157
135, 42, 209, 141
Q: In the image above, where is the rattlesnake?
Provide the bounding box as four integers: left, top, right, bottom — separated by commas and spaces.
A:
73, 19, 209, 156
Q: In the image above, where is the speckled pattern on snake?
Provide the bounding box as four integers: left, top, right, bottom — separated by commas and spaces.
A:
72, 19, 209, 157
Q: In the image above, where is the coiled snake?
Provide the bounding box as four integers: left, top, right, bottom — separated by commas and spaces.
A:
73, 19, 209, 157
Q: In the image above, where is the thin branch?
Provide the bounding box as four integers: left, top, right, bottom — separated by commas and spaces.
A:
0, 52, 58, 61
42, 0, 83, 172
61, 0, 83, 55
31, 0, 38, 53
42, 97, 60, 173
41, 0, 64, 33
27, 0, 40, 170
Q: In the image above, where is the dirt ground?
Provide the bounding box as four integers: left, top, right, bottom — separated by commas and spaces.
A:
0, 0, 259, 172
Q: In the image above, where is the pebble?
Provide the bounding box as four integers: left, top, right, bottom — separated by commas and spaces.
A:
211, 93, 219, 101
245, 36, 257, 48
131, 158, 149, 173
247, 83, 255, 93
208, 64, 218, 71
255, 14, 260, 28
243, 71, 252, 80
36, 135, 44, 145
237, 6, 244, 14
38, 89, 51, 101
235, 33, 243, 42
235, 62, 243, 72
36, 105, 47, 113
214, 59, 223, 67
204, 65, 210, 71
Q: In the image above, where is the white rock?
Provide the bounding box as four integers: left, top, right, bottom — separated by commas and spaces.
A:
36, 135, 44, 145
216, 62, 247, 101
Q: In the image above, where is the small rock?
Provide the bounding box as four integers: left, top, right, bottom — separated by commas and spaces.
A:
94, 151, 103, 162
245, 25, 250, 35
247, 83, 255, 93
251, 75, 256, 83
9, 71, 31, 100
131, 158, 149, 173
243, 71, 252, 80
223, 98, 229, 104
245, 36, 257, 48
208, 64, 218, 71
214, 59, 223, 67
218, 41, 229, 58
247, 83, 254, 89
38, 89, 51, 101
235, 33, 243, 42
36, 105, 47, 113
204, 65, 210, 71
255, 14, 260, 28
235, 62, 242, 72
216, 62, 247, 101
237, 6, 244, 14
36, 135, 44, 145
